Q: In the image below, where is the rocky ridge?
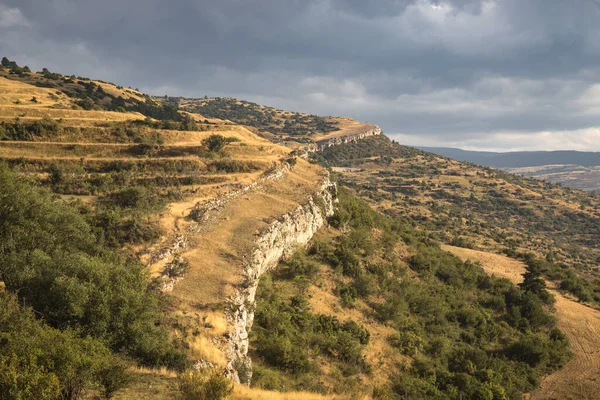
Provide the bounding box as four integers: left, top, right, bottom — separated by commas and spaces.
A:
226, 175, 337, 383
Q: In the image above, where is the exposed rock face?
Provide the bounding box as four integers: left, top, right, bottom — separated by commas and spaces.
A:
149, 234, 187, 265
315, 125, 381, 151
226, 175, 337, 383
156, 255, 189, 293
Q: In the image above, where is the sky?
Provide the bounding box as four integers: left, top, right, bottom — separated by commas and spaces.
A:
2, 0, 600, 151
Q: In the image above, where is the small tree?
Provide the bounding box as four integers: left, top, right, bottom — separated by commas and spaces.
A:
98, 356, 131, 399
520, 263, 553, 304
49, 163, 64, 185
202, 134, 238, 152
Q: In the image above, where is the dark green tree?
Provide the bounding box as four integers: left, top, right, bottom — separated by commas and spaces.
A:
203, 134, 238, 152
520, 263, 553, 304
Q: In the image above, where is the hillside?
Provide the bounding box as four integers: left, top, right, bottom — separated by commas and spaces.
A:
419, 146, 600, 192
319, 136, 600, 299
176, 96, 380, 150
0, 56, 598, 400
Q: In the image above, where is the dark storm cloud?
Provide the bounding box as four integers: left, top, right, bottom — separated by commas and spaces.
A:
2, 0, 600, 150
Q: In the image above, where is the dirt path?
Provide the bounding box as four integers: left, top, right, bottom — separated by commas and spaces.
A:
443, 245, 600, 400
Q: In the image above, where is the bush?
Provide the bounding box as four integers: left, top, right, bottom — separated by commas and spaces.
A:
255, 335, 311, 373
104, 186, 167, 215
337, 283, 358, 307
389, 331, 423, 356
98, 357, 132, 399
202, 134, 239, 152
178, 370, 233, 400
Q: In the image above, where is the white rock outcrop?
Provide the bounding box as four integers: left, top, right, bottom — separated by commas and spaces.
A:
315, 125, 381, 151
226, 175, 337, 383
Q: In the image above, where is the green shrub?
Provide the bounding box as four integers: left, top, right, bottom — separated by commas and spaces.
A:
0, 292, 113, 400
256, 334, 312, 373
337, 283, 358, 307
98, 356, 132, 399
202, 134, 239, 152
389, 331, 424, 356
178, 370, 233, 400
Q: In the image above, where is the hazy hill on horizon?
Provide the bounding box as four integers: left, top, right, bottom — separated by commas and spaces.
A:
417, 147, 600, 168
419, 146, 600, 192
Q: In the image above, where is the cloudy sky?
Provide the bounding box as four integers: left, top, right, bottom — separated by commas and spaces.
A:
2, 0, 600, 151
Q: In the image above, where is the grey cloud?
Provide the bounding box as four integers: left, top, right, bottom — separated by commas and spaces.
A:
2, 0, 600, 150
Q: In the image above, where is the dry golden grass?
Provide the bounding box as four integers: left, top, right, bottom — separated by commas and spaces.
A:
113, 367, 178, 400
233, 386, 358, 400
0, 76, 145, 124
0, 76, 72, 108
188, 335, 228, 367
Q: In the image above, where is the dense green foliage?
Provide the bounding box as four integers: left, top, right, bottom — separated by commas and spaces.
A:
0, 118, 61, 141
0, 164, 185, 371
0, 291, 132, 399
252, 188, 571, 399
255, 276, 370, 372
312, 134, 422, 167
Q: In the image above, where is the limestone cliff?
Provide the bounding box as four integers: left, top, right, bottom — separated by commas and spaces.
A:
226, 176, 337, 383
315, 125, 382, 151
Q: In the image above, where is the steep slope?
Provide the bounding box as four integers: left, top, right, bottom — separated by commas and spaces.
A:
318, 135, 600, 297
313, 134, 600, 398
246, 188, 570, 399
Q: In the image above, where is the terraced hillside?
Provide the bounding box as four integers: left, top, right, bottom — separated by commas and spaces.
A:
0, 64, 340, 399
176, 96, 380, 149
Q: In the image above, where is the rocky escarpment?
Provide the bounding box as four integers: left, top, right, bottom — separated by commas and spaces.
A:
226, 176, 337, 383
315, 125, 381, 151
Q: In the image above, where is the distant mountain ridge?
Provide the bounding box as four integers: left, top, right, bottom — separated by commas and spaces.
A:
418, 147, 600, 168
